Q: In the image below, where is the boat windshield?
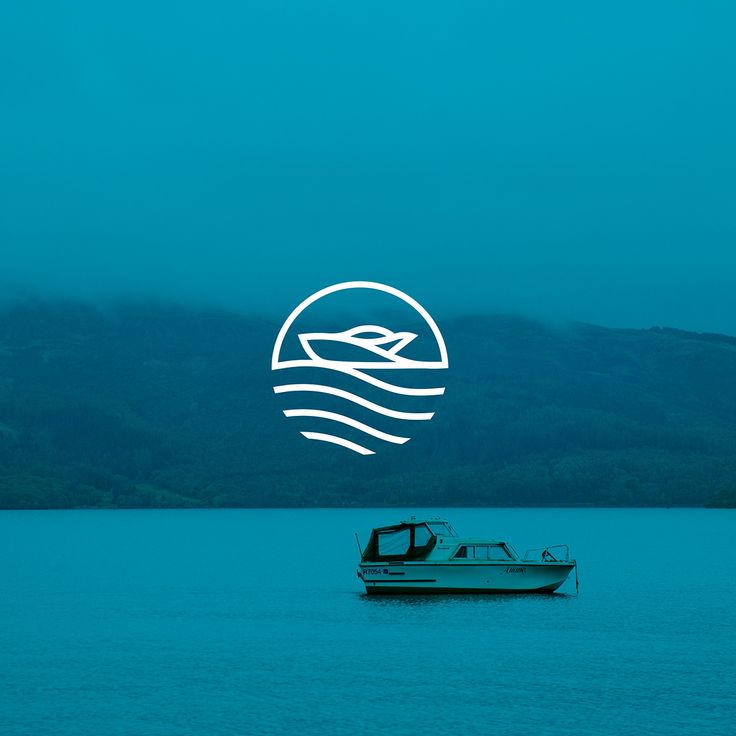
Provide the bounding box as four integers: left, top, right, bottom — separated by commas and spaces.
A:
427, 522, 456, 538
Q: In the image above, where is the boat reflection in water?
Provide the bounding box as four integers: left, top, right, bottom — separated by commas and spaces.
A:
357, 517, 577, 595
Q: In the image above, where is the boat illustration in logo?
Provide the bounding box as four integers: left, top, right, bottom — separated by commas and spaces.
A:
297, 325, 430, 368
271, 281, 448, 455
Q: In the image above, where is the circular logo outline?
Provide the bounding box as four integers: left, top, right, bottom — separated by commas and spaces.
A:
272, 281, 449, 370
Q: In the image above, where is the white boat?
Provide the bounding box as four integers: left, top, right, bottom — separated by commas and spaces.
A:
356, 517, 577, 595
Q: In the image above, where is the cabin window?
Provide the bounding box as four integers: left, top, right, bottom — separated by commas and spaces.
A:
377, 528, 411, 556
413, 524, 432, 547
453, 544, 512, 560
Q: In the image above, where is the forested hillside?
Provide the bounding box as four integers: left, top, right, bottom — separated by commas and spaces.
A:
1, 301, 735, 508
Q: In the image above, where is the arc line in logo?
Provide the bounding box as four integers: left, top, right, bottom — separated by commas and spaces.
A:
300, 432, 375, 456
283, 409, 410, 444
274, 384, 435, 421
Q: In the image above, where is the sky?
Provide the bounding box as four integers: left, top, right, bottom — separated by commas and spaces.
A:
1, 1, 735, 333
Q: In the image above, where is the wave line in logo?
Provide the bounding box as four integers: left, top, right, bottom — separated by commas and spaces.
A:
273, 384, 435, 420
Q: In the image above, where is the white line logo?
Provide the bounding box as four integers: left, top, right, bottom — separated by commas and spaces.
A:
272, 281, 448, 455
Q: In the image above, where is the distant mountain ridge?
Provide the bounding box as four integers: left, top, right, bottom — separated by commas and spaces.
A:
0, 301, 735, 508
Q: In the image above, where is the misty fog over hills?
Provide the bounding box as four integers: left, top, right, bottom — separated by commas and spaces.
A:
1, 300, 734, 509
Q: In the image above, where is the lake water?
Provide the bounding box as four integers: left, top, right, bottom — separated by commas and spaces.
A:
0, 508, 734, 735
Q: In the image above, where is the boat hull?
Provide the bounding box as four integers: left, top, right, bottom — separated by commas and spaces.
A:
358, 561, 575, 595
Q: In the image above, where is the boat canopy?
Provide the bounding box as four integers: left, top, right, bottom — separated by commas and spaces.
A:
361, 521, 441, 562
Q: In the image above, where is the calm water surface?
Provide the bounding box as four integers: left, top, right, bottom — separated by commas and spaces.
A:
1, 508, 734, 735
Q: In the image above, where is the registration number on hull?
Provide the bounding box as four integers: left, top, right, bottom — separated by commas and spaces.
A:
504, 566, 526, 574
363, 568, 389, 576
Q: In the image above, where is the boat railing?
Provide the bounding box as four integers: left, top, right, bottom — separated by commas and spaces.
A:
523, 544, 570, 562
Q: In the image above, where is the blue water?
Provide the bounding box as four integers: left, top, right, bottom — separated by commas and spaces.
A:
1, 508, 734, 735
